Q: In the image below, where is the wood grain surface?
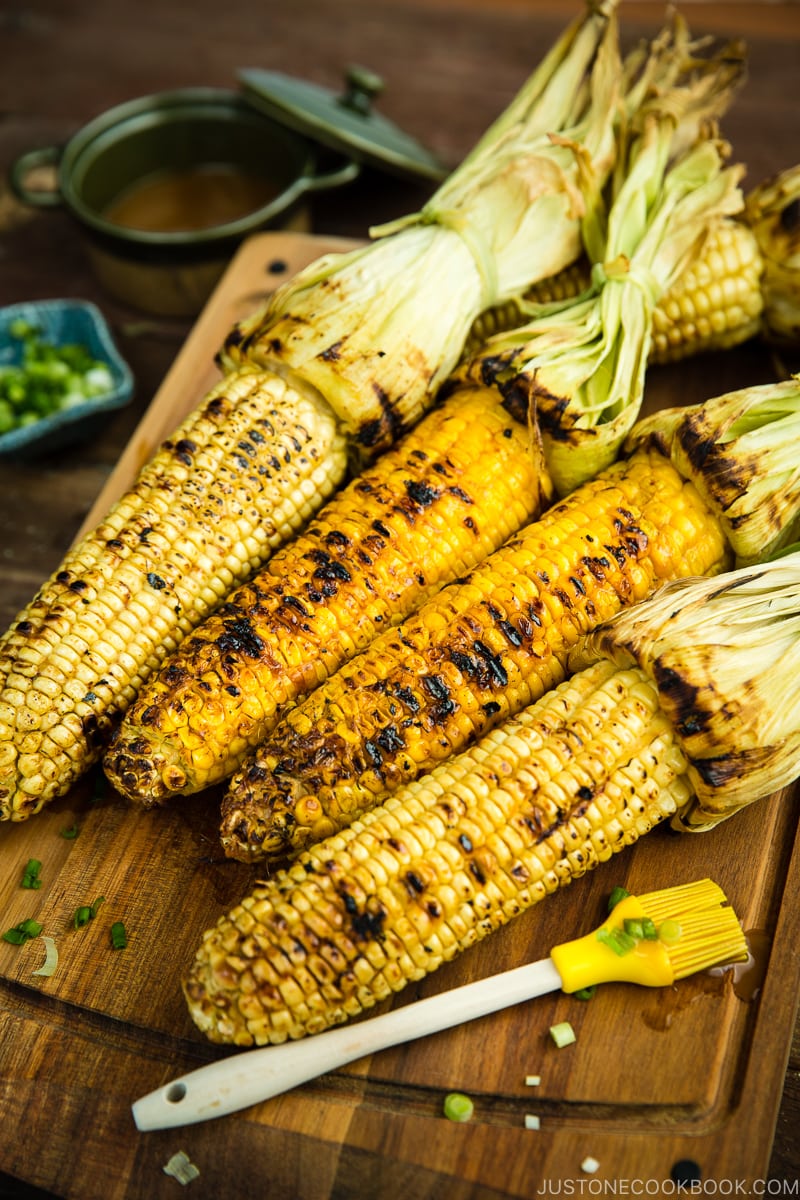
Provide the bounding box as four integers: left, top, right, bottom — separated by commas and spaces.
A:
1, 1, 799, 1196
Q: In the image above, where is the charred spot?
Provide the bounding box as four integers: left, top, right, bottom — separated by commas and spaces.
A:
482, 701, 501, 717
604, 543, 629, 569
577, 786, 594, 801
16, 620, 33, 635
340, 891, 359, 915
570, 576, 586, 597
498, 376, 532, 426
237, 439, 256, 457
351, 905, 387, 941
394, 685, 420, 713
450, 650, 478, 678
204, 396, 226, 418
422, 675, 452, 704
198, 680, 212, 693
376, 725, 404, 754
426, 899, 442, 918
623, 526, 649, 557
498, 620, 522, 647
139, 527, 153, 542
537, 569, 550, 585
502, 428, 513, 439
364, 739, 383, 768
83, 691, 98, 704
404, 871, 425, 895
448, 486, 473, 505
225, 685, 241, 697
468, 860, 487, 885
516, 615, 534, 639
527, 602, 543, 627
581, 555, 611, 580
282, 594, 311, 617
249, 429, 265, 444
372, 519, 391, 539
68, 579, 88, 593
409, 449, 427, 461
652, 661, 700, 716
511, 863, 529, 880
245, 763, 269, 783
56, 570, 71, 583
472, 641, 508, 686
81, 713, 102, 744
691, 755, 740, 788
319, 340, 344, 361
458, 833, 473, 853
324, 530, 351, 548
484, 601, 503, 622
305, 585, 324, 603
405, 479, 440, 508
269, 455, 281, 471
174, 438, 197, 465
313, 559, 352, 584
217, 617, 266, 659
146, 574, 166, 591
106, 538, 124, 550
554, 587, 573, 611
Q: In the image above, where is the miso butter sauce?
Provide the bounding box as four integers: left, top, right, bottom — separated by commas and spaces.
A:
103, 164, 278, 233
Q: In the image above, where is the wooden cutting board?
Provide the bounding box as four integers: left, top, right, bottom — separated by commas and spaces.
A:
1, 233, 798, 1200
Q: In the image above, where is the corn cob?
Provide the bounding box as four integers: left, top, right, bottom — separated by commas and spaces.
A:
219, 443, 730, 863
745, 163, 800, 348
103, 383, 550, 805
186, 547, 800, 1047
220, 378, 800, 863
0, 371, 347, 822
186, 656, 694, 1045
467, 217, 764, 364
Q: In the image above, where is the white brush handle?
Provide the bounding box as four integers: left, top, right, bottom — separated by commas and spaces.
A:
132, 956, 563, 1130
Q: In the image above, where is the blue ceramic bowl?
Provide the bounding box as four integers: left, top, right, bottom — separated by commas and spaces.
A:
0, 299, 134, 458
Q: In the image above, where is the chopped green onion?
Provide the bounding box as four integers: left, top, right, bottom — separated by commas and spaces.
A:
0, 321, 115, 436
110, 921, 127, 950
31, 935, 58, 977
90, 895, 105, 918
443, 1092, 474, 1123
549, 1022, 576, 1049
573, 985, 597, 1001
3, 918, 43, 944
524, 1114, 541, 1131
640, 917, 658, 940
658, 919, 683, 945
596, 926, 637, 956
60, 823, 80, 840
73, 906, 92, 929
21, 858, 43, 889
607, 886, 630, 912
623, 917, 644, 940
525, 1075, 541, 1087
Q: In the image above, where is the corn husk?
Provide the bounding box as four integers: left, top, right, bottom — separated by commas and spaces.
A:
218, 1, 624, 460
573, 550, 800, 831
460, 64, 746, 497
626, 375, 800, 565
745, 163, 800, 348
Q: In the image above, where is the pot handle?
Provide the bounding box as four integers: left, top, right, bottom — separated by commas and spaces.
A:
303, 157, 361, 195
9, 146, 64, 208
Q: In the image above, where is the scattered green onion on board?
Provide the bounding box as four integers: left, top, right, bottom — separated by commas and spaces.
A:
549, 1022, 577, 1049
443, 1092, 474, 1122
0, 319, 115, 435
3, 918, 43, 945
110, 922, 127, 950
21, 858, 43, 889
73, 896, 105, 929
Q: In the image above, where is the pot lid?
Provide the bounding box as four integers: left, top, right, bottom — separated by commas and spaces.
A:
237, 65, 447, 184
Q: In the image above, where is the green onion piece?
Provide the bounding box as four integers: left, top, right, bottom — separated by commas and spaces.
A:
596, 927, 637, 957
623, 918, 644, 940
110, 921, 127, 950
640, 917, 658, 940
573, 985, 597, 1001
549, 1022, 576, 1049
607, 886, 630, 912
60, 823, 79, 840
73, 906, 92, 929
90, 896, 105, 918
3, 919, 43, 944
21, 858, 43, 889
443, 1092, 474, 1123
658, 919, 683, 945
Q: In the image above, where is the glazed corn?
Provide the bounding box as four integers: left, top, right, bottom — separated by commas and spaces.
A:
104, 383, 550, 805
220, 443, 729, 863
186, 549, 800, 1046
0, 371, 347, 822
468, 217, 765, 364
220, 378, 800, 862
186, 657, 692, 1045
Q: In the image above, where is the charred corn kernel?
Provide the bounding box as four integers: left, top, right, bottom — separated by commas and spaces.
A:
467, 219, 764, 364
0, 370, 347, 822
185, 659, 692, 1045
104, 383, 549, 804
220, 445, 729, 863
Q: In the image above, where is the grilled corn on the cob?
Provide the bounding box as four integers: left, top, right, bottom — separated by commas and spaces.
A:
220, 378, 800, 863
186, 657, 692, 1045
220, 443, 729, 863
104, 383, 550, 805
186, 550, 800, 1046
0, 372, 347, 822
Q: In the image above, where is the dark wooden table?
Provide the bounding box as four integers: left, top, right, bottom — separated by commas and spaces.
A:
1, 1, 798, 1196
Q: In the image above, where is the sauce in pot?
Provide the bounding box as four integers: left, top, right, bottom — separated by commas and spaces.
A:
103, 164, 279, 233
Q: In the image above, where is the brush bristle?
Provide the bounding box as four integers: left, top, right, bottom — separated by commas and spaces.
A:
637, 878, 749, 978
